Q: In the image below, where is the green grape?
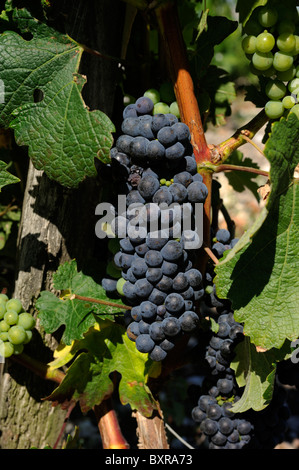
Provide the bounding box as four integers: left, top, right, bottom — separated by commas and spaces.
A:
0, 331, 9, 341
106, 261, 121, 279
273, 51, 294, 72
277, 33, 296, 53
243, 19, 263, 36
265, 100, 285, 119
265, 79, 286, 100
0, 293, 8, 302
116, 277, 126, 296
23, 329, 33, 344
252, 51, 273, 70
17, 312, 36, 330
256, 31, 275, 53
169, 101, 180, 118
242, 35, 257, 54
0, 302, 6, 319
282, 95, 296, 109
288, 78, 299, 94
4, 310, 19, 326
159, 82, 175, 104
144, 88, 160, 105
290, 104, 299, 118
153, 102, 170, 114
277, 20, 296, 35
6, 298, 23, 314
276, 66, 296, 82
0, 320, 10, 332
291, 36, 299, 56
8, 325, 26, 345
160, 178, 167, 185
296, 65, 299, 78
0, 341, 14, 358
258, 6, 278, 28
13, 343, 24, 355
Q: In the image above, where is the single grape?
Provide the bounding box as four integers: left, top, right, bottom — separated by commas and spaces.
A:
256, 31, 275, 53
290, 104, 299, 118
13, 343, 24, 355
276, 66, 296, 82
144, 88, 160, 105
116, 277, 126, 296
242, 35, 257, 54
257, 6, 278, 28
135, 334, 155, 353
282, 95, 296, 109
135, 96, 154, 115
0, 293, 8, 302
273, 51, 294, 72
153, 102, 170, 115
162, 316, 181, 336
252, 51, 273, 70
18, 312, 36, 330
159, 82, 176, 103
265, 100, 285, 119
6, 298, 23, 314
277, 20, 296, 35
265, 79, 286, 100
4, 310, 19, 326
1, 341, 14, 358
179, 311, 199, 332
187, 180, 209, 203
8, 325, 26, 345
23, 329, 33, 344
0, 320, 10, 332
276, 33, 296, 53
169, 101, 180, 119
288, 78, 299, 94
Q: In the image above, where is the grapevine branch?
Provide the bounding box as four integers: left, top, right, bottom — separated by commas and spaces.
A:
155, 0, 212, 267
10, 352, 129, 449
68, 294, 132, 310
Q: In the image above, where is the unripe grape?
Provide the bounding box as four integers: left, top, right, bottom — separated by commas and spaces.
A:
6, 298, 23, 314
265, 79, 286, 100
8, 325, 26, 345
23, 329, 33, 344
13, 343, 24, 355
288, 79, 299, 95
282, 96, 296, 109
169, 101, 180, 119
0, 320, 10, 332
18, 312, 35, 330
277, 20, 296, 35
0, 341, 14, 358
144, 89, 160, 105
276, 66, 296, 82
290, 104, 299, 118
258, 6, 278, 28
265, 100, 285, 119
4, 310, 19, 326
0, 293, 8, 302
252, 51, 273, 70
277, 33, 296, 53
153, 102, 170, 115
273, 52, 294, 72
256, 31, 275, 53
116, 277, 126, 296
242, 35, 257, 54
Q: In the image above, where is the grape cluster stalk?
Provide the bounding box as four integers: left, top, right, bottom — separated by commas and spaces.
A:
241, 2, 299, 119
100, 94, 208, 362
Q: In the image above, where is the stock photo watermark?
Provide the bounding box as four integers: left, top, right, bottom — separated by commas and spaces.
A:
95, 196, 204, 250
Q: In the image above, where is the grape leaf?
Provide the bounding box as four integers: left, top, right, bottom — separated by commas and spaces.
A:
45, 320, 159, 417
215, 115, 299, 350
0, 160, 20, 190
224, 150, 261, 201
236, 0, 267, 26
36, 259, 126, 345
0, 8, 114, 188
230, 337, 292, 413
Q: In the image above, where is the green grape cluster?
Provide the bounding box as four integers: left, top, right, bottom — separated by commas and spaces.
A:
242, 2, 299, 120
144, 82, 180, 118
0, 293, 35, 358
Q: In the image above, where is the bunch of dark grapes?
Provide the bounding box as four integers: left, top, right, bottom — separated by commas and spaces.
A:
191, 230, 290, 449
241, 1, 299, 120
0, 294, 36, 358
100, 94, 208, 362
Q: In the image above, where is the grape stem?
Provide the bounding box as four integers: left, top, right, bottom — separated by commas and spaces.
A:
155, 0, 212, 265
10, 352, 130, 449
68, 294, 132, 311
214, 164, 269, 177
211, 109, 268, 164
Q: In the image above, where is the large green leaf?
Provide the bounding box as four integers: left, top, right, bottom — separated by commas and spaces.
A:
45, 320, 159, 417
0, 8, 114, 188
215, 115, 299, 350
36, 260, 126, 345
